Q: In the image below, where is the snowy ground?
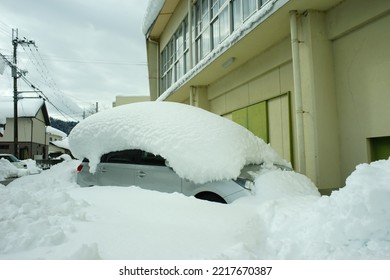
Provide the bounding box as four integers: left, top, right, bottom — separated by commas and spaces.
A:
1, 157, 389, 260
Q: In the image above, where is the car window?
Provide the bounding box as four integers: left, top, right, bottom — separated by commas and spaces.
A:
101, 150, 141, 164
0, 155, 17, 162
139, 151, 166, 166
99, 150, 166, 166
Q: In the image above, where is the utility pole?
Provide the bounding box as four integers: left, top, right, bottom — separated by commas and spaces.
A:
12, 28, 35, 158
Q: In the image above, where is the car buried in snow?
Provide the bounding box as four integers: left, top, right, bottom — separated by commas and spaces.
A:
0, 154, 27, 169
70, 102, 291, 204
76, 150, 274, 203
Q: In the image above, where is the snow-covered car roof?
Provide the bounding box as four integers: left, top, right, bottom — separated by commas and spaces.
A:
69, 101, 289, 184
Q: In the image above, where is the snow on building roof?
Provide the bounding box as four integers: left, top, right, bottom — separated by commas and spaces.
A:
47, 126, 67, 138
0, 99, 50, 128
0, 99, 46, 119
69, 101, 289, 184
142, 0, 165, 35
51, 138, 70, 150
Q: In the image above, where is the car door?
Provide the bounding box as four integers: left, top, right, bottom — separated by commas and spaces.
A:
96, 150, 139, 187
133, 151, 181, 194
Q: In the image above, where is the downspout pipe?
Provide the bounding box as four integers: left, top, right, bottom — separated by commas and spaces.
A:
290, 10, 306, 173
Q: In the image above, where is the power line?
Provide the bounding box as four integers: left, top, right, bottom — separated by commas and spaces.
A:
20, 42, 84, 120
0, 20, 12, 37
2, 29, 83, 124
19, 74, 79, 122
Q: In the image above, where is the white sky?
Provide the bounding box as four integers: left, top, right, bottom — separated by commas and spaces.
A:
0, 0, 150, 121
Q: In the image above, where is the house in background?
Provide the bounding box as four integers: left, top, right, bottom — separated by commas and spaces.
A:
0, 99, 50, 159
144, 0, 390, 194
46, 126, 70, 158
0, 116, 5, 137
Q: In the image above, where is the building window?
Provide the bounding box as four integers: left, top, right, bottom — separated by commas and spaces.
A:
211, 0, 230, 48
193, 0, 211, 64
243, 0, 257, 20
160, 16, 189, 93
159, 0, 273, 94
232, 0, 242, 30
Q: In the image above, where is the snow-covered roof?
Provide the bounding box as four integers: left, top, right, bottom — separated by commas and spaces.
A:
47, 126, 67, 138
51, 138, 70, 150
0, 99, 50, 126
0, 99, 46, 119
69, 101, 288, 184
142, 0, 165, 35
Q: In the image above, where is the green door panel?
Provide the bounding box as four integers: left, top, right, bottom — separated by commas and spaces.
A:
232, 107, 248, 128
231, 101, 268, 143
248, 102, 268, 142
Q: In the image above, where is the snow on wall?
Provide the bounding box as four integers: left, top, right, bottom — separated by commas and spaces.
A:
68, 101, 288, 184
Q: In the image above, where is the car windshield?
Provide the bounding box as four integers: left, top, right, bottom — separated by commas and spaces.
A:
0, 154, 19, 162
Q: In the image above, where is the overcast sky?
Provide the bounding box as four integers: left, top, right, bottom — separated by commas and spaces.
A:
0, 0, 150, 120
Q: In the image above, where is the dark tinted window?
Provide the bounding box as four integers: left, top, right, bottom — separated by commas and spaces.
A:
101, 150, 141, 164
100, 150, 166, 166
139, 151, 166, 166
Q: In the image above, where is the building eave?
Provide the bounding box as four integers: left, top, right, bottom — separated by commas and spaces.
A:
146, 0, 181, 41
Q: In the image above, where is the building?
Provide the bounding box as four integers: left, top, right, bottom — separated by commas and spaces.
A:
46, 126, 70, 158
0, 99, 50, 159
112, 95, 150, 107
144, 0, 390, 193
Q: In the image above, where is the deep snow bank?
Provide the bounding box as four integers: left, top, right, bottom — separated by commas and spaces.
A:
234, 158, 390, 259
1, 159, 390, 259
69, 101, 288, 184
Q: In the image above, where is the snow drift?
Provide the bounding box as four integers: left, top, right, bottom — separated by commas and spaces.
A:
1, 158, 390, 259
69, 101, 288, 184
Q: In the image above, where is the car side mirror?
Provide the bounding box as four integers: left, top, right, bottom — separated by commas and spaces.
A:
165, 160, 171, 168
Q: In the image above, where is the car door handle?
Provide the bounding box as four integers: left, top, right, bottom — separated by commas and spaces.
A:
137, 171, 146, 178
100, 167, 107, 173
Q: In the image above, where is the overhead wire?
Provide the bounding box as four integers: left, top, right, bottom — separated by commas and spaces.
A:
37, 55, 147, 66
19, 74, 78, 121
1, 21, 147, 121
0, 20, 12, 37
20, 43, 84, 120
0, 22, 77, 120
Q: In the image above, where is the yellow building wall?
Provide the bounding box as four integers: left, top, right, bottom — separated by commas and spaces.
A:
114, 96, 150, 107
149, 0, 390, 191
33, 110, 47, 145
209, 38, 294, 163
331, 11, 390, 180
1, 118, 32, 142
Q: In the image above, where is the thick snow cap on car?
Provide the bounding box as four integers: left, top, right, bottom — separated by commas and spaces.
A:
69, 101, 289, 184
